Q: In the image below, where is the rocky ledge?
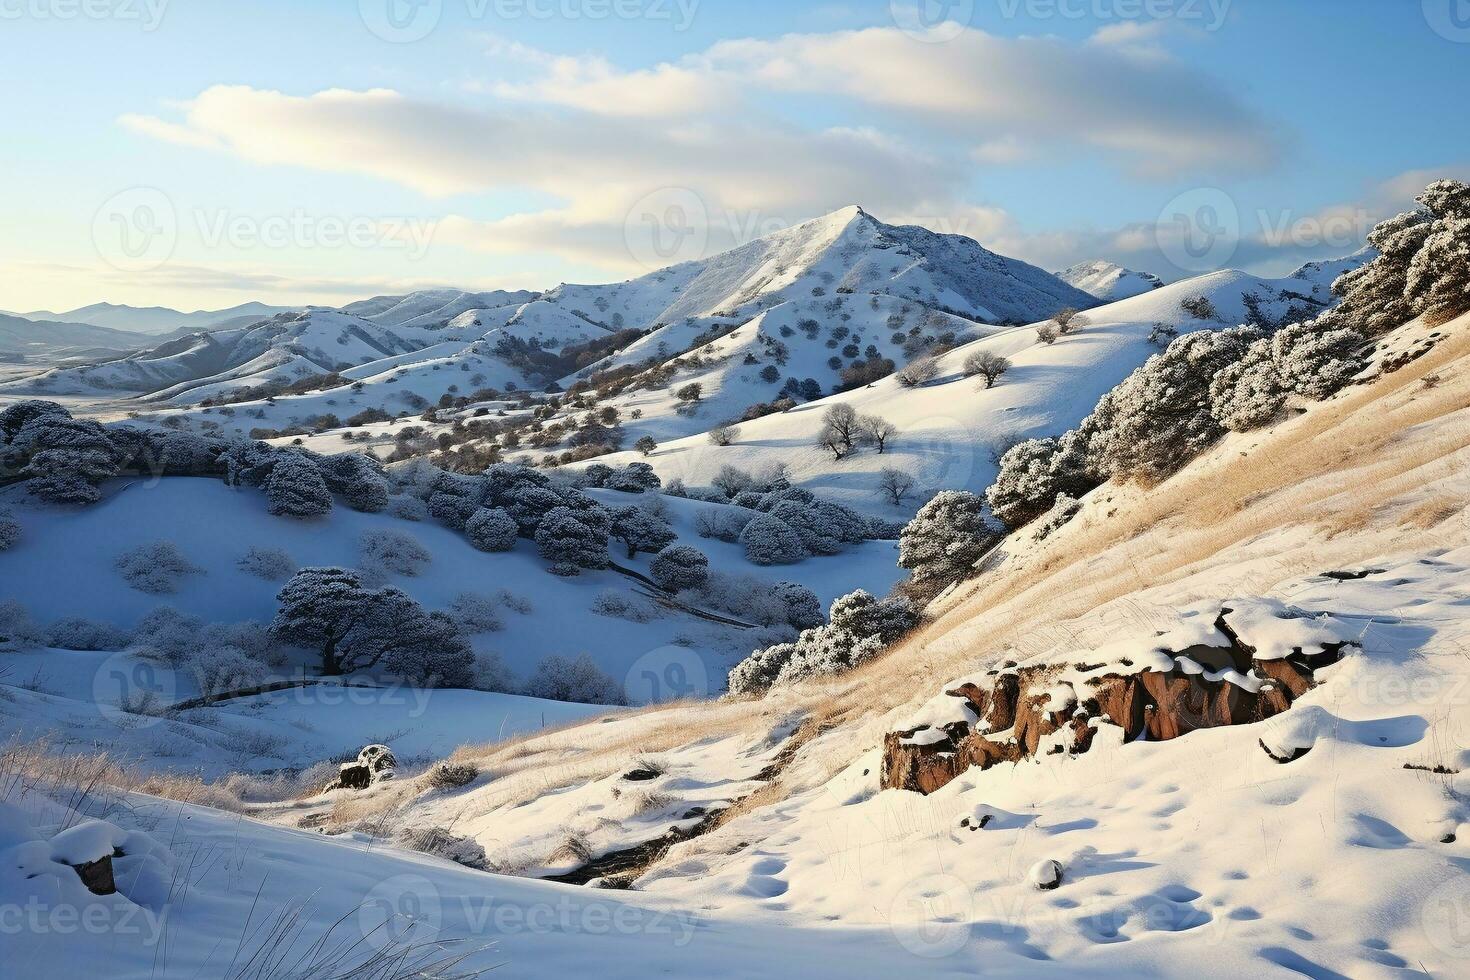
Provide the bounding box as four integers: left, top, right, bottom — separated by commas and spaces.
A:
882, 597, 1358, 794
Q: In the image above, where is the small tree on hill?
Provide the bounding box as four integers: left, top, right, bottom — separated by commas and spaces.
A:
964, 351, 1011, 388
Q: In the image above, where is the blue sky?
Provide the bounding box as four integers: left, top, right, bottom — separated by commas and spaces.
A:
2, 0, 1467, 314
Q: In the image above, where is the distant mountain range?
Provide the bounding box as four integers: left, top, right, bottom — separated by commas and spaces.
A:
1056, 260, 1166, 302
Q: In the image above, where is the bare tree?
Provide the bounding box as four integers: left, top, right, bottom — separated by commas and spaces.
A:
1052, 307, 1087, 335
896, 355, 940, 388
877, 467, 916, 506
1036, 323, 1059, 345
963, 351, 1012, 388
857, 414, 897, 453
821, 403, 860, 456
707, 424, 740, 447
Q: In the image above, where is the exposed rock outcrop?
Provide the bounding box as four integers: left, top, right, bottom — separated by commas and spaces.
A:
882, 601, 1356, 795
324, 743, 398, 792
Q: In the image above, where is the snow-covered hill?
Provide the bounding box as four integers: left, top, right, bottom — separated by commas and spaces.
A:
21, 301, 304, 335
0, 313, 154, 358
572, 267, 1337, 516
1056, 259, 1164, 301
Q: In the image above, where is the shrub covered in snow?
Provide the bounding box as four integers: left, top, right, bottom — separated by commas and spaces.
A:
522, 654, 628, 705
237, 546, 296, 581
591, 589, 661, 623
898, 491, 999, 585
115, 541, 203, 595
2, 402, 120, 505
0, 600, 43, 652
610, 505, 676, 559
46, 616, 130, 651
265, 457, 333, 518
358, 529, 432, 578
396, 826, 488, 869
534, 506, 611, 575
0, 509, 18, 551
130, 606, 204, 665
987, 435, 1097, 530
606, 462, 661, 493
738, 513, 810, 565
650, 545, 710, 592
425, 761, 479, 791
465, 507, 519, 553
448, 591, 504, 633
695, 507, 753, 543
381, 610, 476, 688
188, 647, 267, 699
315, 453, 390, 513
727, 590, 917, 695
1030, 493, 1082, 542
387, 494, 430, 522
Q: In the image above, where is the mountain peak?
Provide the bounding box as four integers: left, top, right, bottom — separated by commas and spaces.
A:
1056, 260, 1164, 302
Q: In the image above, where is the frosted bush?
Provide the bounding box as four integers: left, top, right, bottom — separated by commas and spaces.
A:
358, 529, 431, 578
650, 545, 709, 592
265, 457, 333, 518
387, 494, 430, 522
465, 507, 519, 552
449, 592, 504, 633
188, 647, 267, 699
130, 606, 204, 665
396, 826, 488, 869
472, 651, 514, 693
0, 600, 44, 652
610, 505, 676, 559
46, 617, 130, 651
899, 491, 999, 582
115, 541, 203, 595
738, 514, 809, 565
695, 507, 753, 543
1031, 494, 1082, 542
522, 654, 627, 705
0, 509, 19, 551
534, 506, 611, 575
591, 589, 661, 623
237, 546, 296, 581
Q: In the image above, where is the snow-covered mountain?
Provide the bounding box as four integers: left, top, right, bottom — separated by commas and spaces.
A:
0, 313, 156, 357
21, 301, 306, 336
1056, 259, 1165, 301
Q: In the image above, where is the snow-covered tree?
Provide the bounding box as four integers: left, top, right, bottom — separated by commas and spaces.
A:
46, 616, 130, 651
877, 467, 916, 506
237, 546, 296, 581
265, 457, 333, 518
522, 654, 627, 705
856, 414, 897, 453
317, 453, 390, 513
1404, 179, 1470, 325
606, 461, 661, 493
358, 529, 431, 578
635, 436, 658, 456
610, 505, 676, 559
7, 410, 120, 505
0, 509, 18, 551
694, 507, 753, 542
1085, 327, 1262, 482
899, 490, 999, 583
987, 433, 1098, 529
115, 541, 203, 594
707, 424, 740, 447
770, 581, 824, 630
465, 507, 519, 552
964, 351, 1011, 388
738, 513, 810, 565
381, 610, 476, 688
650, 545, 709, 592
534, 506, 611, 575
1331, 210, 1432, 335
272, 568, 376, 676
1271, 318, 1367, 400
428, 489, 478, 530
1208, 338, 1285, 432
0, 600, 43, 652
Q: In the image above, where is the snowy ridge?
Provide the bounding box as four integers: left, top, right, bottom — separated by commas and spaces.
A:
1056, 259, 1164, 301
